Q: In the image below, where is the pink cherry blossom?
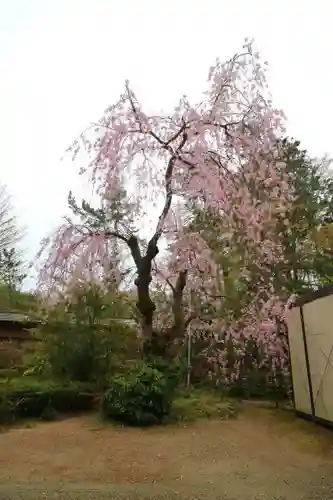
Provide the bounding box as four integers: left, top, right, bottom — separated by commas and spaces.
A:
37, 40, 294, 377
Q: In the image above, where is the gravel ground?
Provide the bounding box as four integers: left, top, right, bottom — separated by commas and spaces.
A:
1, 482, 333, 500
1, 403, 333, 499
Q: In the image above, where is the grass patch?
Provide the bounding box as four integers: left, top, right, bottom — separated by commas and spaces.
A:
168, 388, 240, 423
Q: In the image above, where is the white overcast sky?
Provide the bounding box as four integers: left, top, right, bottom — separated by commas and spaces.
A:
0, 0, 332, 289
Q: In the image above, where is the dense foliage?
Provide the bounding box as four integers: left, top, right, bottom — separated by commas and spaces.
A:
277, 138, 333, 293
101, 361, 177, 426
36, 285, 139, 385
169, 138, 333, 397
0, 248, 26, 292
0, 378, 95, 424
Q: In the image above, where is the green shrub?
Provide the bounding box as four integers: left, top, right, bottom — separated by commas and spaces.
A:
39, 286, 140, 385
0, 343, 23, 369
216, 370, 290, 402
0, 366, 25, 379
101, 361, 176, 426
0, 389, 15, 425
168, 389, 240, 423
145, 356, 185, 389
40, 404, 58, 421
23, 354, 50, 378
0, 377, 97, 420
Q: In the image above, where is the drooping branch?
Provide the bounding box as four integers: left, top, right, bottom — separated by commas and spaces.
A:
37, 39, 294, 374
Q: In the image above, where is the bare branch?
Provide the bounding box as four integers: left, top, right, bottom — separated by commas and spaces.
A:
150, 123, 188, 248
152, 260, 176, 293
65, 215, 131, 246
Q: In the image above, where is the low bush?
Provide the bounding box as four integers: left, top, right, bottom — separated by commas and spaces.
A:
101, 361, 176, 426
0, 366, 25, 379
216, 372, 290, 402
168, 389, 240, 423
0, 377, 97, 421
147, 356, 186, 389
40, 404, 58, 421
0, 392, 15, 425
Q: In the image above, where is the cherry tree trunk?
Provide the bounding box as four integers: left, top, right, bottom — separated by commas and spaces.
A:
135, 254, 156, 341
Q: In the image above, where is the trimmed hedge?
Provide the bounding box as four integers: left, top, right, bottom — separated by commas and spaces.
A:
0, 366, 26, 379
0, 377, 97, 423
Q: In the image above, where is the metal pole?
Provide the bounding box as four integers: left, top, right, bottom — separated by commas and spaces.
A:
186, 321, 192, 389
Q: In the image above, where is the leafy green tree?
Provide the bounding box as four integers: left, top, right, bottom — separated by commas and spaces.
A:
39, 284, 140, 384
66, 186, 135, 293
0, 183, 24, 252
275, 138, 333, 293
0, 184, 27, 309
0, 284, 37, 314
0, 247, 28, 311
187, 138, 333, 303
0, 248, 26, 290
